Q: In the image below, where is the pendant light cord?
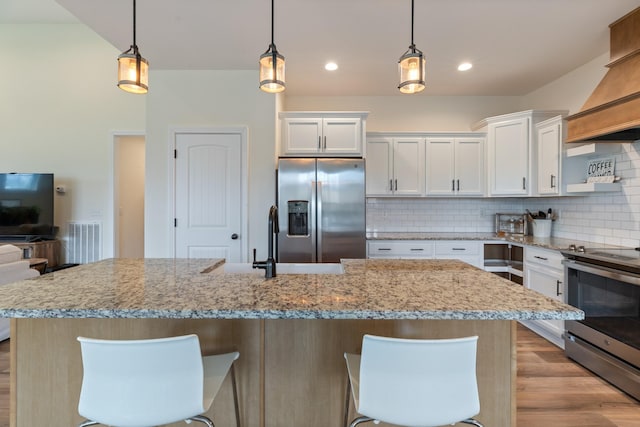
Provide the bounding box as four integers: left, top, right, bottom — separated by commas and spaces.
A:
132, 0, 138, 52
271, 0, 275, 46
410, 0, 415, 47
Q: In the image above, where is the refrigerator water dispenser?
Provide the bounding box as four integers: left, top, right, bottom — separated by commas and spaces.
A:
287, 201, 308, 236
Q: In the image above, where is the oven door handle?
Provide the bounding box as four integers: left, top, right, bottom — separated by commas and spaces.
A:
563, 259, 640, 287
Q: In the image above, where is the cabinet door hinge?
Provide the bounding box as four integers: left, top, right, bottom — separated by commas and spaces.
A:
174, 149, 177, 159
174, 218, 177, 227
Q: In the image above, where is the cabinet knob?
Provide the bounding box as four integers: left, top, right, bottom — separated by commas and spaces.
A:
231, 233, 239, 240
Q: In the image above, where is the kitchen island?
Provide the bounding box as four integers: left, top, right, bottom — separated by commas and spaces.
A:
0, 258, 582, 427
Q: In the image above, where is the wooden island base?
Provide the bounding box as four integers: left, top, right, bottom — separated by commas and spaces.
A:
11, 318, 515, 427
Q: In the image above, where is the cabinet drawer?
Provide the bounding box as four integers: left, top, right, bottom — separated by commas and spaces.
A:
435, 241, 480, 255
525, 246, 563, 270
367, 241, 434, 257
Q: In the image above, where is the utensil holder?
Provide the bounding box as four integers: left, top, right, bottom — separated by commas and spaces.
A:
532, 219, 552, 238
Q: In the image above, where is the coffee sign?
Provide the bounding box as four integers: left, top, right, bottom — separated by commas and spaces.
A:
586, 157, 615, 183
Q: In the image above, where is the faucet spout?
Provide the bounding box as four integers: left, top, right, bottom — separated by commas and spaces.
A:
253, 205, 279, 278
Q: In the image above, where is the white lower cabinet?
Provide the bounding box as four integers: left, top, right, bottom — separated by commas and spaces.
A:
434, 241, 482, 268
367, 240, 434, 259
367, 240, 482, 267
523, 246, 565, 348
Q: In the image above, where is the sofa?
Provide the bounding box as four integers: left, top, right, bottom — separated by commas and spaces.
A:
0, 244, 40, 341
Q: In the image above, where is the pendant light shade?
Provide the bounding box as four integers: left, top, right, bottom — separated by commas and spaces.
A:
259, 0, 285, 93
117, 52, 148, 94
398, 0, 425, 94
118, 0, 148, 94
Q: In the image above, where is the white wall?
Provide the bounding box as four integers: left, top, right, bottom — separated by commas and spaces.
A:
519, 53, 609, 114
284, 96, 522, 132
145, 70, 277, 259
0, 24, 145, 261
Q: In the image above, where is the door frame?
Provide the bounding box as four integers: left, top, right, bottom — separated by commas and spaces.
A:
109, 130, 146, 259
169, 127, 249, 261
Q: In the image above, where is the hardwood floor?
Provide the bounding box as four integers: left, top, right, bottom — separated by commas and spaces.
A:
0, 325, 639, 427
516, 324, 640, 427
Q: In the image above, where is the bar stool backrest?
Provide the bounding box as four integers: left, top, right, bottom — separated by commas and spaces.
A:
358, 334, 480, 426
77, 334, 205, 427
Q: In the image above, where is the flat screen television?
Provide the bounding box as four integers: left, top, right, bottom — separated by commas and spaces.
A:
0, 173, 56, 241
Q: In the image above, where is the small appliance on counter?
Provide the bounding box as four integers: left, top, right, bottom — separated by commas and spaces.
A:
495, 213, 527, 236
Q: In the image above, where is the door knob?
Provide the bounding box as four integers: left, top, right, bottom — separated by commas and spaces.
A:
231, 233, 239, 240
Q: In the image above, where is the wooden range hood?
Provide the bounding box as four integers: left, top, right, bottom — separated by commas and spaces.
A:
566, 7, 640, 143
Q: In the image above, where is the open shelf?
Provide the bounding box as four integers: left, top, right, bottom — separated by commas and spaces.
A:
567, 182, 621, 193
564, 142, 621, 193
566, 142, 618, 158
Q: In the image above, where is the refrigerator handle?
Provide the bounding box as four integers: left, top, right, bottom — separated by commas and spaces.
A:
310, 180, 318, 262
316, 181, 323, 262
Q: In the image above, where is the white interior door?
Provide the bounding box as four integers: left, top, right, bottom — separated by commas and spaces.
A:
174, 131, 244, 261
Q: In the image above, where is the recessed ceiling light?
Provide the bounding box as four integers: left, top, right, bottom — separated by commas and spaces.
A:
458, 62, 473, 71
325, 62, 338, 71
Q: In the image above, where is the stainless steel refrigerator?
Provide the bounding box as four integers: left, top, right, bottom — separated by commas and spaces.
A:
277, 158, 366, 263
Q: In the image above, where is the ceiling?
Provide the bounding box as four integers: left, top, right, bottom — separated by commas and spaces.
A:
5, 0, 640, 96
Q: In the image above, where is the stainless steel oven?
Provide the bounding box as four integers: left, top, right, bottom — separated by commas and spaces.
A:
562, 248, 640, 400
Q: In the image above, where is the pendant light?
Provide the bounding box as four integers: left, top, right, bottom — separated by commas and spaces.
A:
259, 0, 285, 93
398, 0, 425, 94
117, 0, 149, 94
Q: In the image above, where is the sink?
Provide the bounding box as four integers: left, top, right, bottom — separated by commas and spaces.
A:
214, 263, 344, 275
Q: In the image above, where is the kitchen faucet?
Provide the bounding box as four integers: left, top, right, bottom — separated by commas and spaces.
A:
253, 205, 279, 278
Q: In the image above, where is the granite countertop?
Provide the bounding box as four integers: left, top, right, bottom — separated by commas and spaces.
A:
0, 258, 583, 321
365, 232, 623, 251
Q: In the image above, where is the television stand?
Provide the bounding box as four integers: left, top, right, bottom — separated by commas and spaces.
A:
0, 239, 61, 268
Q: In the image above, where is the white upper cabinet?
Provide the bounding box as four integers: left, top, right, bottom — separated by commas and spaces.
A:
366, 137, 424, 196
394, 138, 424, 195
536, 116, 564, 195
279, 112, 368, 156
473, 110, 568, 197
489, 116, 530, 196
366, 138, 393, 196
426, 137, 484, 196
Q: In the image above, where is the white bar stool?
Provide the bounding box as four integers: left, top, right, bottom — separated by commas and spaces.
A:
77, 334, 240, 427
343, 334, 484, 427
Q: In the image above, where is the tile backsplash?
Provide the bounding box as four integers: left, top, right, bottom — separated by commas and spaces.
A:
366, 141, 640, 248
